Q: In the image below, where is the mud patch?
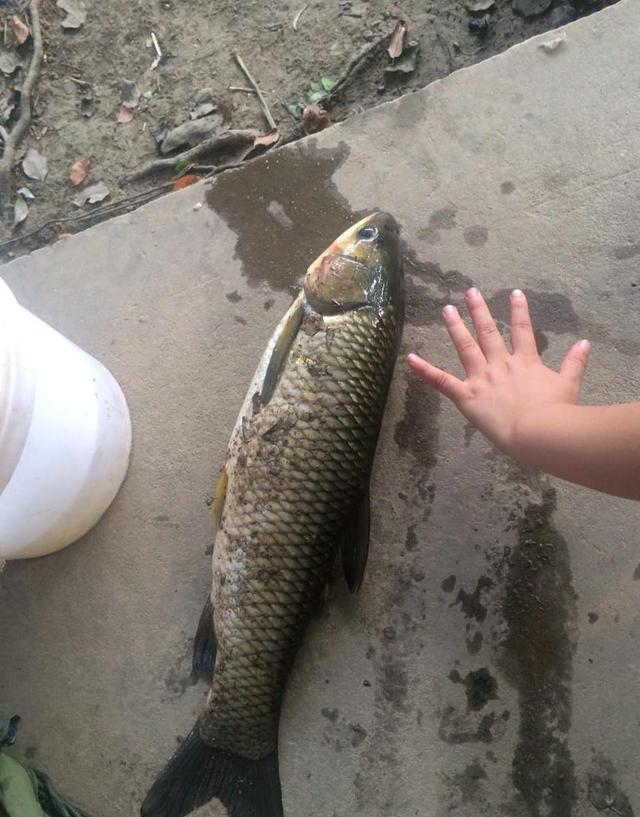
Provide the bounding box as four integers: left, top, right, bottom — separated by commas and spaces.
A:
498, 488, 578, 817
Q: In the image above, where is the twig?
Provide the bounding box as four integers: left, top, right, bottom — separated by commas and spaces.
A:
151, 31, 162, 58
0, 0, 42, 222
150, 31, 162, 70
326, 33, 387, 102
125, 130, 257, 183
292, 3, 308, 30
203, 160, 249, 180
233, 53, 277, 131
228, 85, 256, 93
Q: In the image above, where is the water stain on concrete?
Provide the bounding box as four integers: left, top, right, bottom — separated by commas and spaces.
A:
449, 761, 488, 804
417, 205, 457, 243
449, 667, 498, 711
467, 631, 483, 655
498, 488, 578, 817
451, 576, 493, 623
394, 375, 441, 466
588, 753, 635, 816
439, 708, 499, 745
614, 243, 640, 260
206, 142, 356, 291
501, 181, 516, 194
464, 225, 489, 247
321, 707, 339, 723
487, 288, 640, 357
403, 251, 473, 327
405, 524, 419, 552
441, 574, 456, 593
486, 289, 581, 335
633, 563, 640, 580
225, 290, 242, 302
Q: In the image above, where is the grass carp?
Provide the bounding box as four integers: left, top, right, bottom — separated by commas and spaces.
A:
142, 212, 404, 817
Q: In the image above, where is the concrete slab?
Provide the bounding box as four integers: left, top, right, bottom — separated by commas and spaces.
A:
2, 2, 640, 815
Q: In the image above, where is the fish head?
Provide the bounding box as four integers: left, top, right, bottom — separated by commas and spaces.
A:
304, 212, 402, 316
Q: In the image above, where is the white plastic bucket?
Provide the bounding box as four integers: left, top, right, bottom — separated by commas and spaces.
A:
0, 277, 132, 560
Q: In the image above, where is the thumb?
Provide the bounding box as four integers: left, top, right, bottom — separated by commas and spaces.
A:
560, 339, 590, 387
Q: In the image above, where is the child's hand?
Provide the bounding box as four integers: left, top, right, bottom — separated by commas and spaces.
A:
406, 288, 591, 459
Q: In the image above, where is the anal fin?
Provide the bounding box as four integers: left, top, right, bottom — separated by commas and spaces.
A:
340, 486, 371, 594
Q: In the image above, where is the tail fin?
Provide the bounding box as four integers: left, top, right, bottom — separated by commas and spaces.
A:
141, 725, 283, 817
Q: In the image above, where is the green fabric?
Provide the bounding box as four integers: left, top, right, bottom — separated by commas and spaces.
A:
0, 754, 45, 817
0, 755, 90, 817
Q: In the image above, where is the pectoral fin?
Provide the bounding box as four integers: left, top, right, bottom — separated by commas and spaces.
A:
260, 294, 304, 406
340, 487, 371, 594
192, 596, 216, 677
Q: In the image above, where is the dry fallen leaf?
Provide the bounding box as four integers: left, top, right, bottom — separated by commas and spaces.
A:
13, 197, 28, 229
172, 174, 200, 191
464, 0, 495, 11
9, 16, 30, 45
73, 181, 110, 207
69, 157, 90, 186
22, 148, 48, 181
302, 104, 331, 135
119, 79, 140, 110
254, 129, 280, 147
116, 105, 134, 124
57, 0, 87, 29
0, 49, 23, 76
387, 20, 407, 59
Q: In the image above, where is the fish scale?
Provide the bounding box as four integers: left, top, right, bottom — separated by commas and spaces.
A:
201, 305, 399, 760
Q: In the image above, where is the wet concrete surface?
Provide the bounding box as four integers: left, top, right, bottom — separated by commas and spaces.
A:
2, 2, 640, 816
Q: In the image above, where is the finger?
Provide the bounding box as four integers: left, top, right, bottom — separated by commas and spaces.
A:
509, 289, 538, 357
406, 353, 468, 404
465, 287, 508, 361
559, 339, 590, 387
442, 304, 486, 375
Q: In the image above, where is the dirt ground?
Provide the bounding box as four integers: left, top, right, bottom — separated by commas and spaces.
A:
0, 0, 616, 259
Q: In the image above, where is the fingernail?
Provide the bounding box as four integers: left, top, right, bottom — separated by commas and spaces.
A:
466, 287, 480, 300
578, 339, 590, 353
406, 353, 419, 365
442, 304, 457, 319
512, 288, 524, 298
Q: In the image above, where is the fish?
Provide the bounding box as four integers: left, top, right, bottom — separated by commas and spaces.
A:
141, 212, 404, 817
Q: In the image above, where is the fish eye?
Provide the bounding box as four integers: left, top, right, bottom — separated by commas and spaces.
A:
358, 226, 378, 241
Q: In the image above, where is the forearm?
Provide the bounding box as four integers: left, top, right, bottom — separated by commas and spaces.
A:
511, 403, 640, 500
